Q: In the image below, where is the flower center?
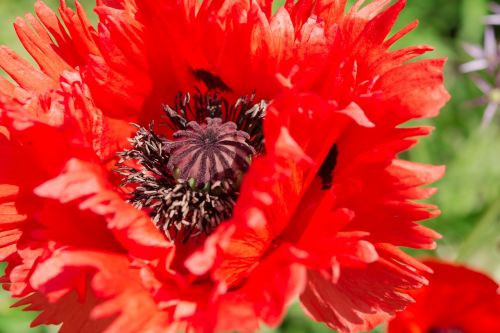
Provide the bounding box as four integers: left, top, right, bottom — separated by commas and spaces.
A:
489, 87, 500, 103
116, 85, 266, 242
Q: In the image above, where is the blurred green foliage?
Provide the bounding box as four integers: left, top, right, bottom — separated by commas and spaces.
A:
0, 0, 499, 332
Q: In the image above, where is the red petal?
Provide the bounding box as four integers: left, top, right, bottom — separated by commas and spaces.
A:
301, 256, 426, 333
27, 249, 169, 333
34, 159, 169, 259
0, 47, 56, 93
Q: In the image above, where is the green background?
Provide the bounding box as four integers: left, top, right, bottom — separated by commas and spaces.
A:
1, 0, 499, 332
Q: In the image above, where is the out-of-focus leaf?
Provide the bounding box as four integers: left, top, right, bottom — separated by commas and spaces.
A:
460, 0, 488, 43
455, 197, 500, 280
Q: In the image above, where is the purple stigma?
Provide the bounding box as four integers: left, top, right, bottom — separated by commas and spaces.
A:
165, 118, 256, 185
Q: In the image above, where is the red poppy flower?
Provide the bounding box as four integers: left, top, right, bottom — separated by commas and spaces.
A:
388, 260, 500, 333
0, 0, 449, 332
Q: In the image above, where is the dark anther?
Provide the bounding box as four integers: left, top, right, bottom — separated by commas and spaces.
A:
318, 144, 338, 190
192, 69, 232, 92
116, 86, 267, 242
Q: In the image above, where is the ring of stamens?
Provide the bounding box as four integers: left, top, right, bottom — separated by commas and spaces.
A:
116, 87, 266, 242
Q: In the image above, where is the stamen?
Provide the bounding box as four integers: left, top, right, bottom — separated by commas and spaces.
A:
152, 180, 236, 242
116, 87, 267, 242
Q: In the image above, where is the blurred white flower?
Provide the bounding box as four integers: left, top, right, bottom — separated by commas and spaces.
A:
484, 3, 500, 25
461, 4, 500, 127
460, 27, 499, 74
468, 75, 500, 127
